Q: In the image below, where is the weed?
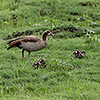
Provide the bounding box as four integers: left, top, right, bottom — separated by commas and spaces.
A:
41, 17, 60, 30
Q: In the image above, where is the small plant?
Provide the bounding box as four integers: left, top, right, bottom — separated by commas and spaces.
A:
48, 58, 68, 71
90, 22, 97, 28
83, 29, 99, 43
77, 14, 99, 43
41, 17, 60, 29
77, 14, 98, 28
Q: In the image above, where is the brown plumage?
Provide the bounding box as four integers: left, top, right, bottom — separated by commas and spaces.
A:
7, 30, 54, 59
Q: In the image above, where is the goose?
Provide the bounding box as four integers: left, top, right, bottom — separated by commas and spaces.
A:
32, 58, 46, 69
7, 30, 54, 59
73, 50, 85, 58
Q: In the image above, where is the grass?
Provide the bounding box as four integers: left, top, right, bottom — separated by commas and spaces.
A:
0, 0, 100, 99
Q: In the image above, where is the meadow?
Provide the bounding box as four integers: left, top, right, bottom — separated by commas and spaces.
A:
0, 0, 100, 99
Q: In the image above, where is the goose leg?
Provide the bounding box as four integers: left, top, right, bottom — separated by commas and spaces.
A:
29, 52, 31, 57
22, 49, 24, 60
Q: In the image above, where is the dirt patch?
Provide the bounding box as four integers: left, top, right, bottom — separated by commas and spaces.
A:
3, 31, 33, 40
3, 26, 80, 40
52, 26, 79, 33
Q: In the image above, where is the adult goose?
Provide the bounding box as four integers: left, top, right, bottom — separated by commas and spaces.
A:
7, 30, 54, 59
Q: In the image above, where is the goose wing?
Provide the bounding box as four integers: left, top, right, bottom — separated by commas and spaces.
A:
7, 36, 41, 50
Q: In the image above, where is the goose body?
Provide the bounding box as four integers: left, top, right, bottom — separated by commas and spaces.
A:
18, 37, 48, 52
7, 30, 54, 59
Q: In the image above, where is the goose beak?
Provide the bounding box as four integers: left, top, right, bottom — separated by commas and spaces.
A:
48, 32, 54, 36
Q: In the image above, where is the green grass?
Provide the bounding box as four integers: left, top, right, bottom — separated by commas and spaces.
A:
0, 0, 100, 99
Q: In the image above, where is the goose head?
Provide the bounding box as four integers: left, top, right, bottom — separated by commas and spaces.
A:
42, 30, 54, 40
